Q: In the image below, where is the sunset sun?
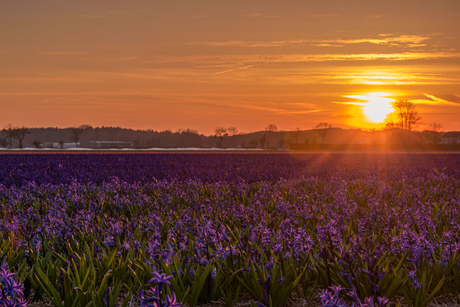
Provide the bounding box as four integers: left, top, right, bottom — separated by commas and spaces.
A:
345, 93, 395, 124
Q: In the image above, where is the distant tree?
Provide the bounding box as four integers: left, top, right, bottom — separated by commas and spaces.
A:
423, 123, 444, 144
248, 140, 258, 148
3, 124, 14, 149
69, 125, 87, 148
278, 139, 285, 148
79, 124, 93, 130
313, 123, 332, 144
290, 127, 302, 143
0, 136, 8, 148
304, 137, 311, 144
265, 124, 278, 132
385, 99, 421, 131
185, 128, 199, 134
32, 140, 41, 148
214, 127, 227, 148
259, 134, 267, 149
13, 126, 30, 149
58, 140, 65, 149
228, 127, 238, 136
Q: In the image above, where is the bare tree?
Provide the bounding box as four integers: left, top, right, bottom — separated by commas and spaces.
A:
228, 127, 238, 136
32, 140, 41, 148
386, 99, 421, 131
70, 126, 86, 148
423, 123, 444, 144
313, 122, 332, 144
265, 124, 278, 132
259, 134, 267, 149
248, 140, 258, 148
214, 127, 227, 148
290, 127, 302, 143
0, 136, 8, 148
58, 140, 65, 149
12, 126, 30, 148
3, 124, 15, 149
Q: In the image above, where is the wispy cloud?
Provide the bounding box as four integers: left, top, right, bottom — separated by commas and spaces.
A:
39, 51, 88, 55
134, 52, 460, 64
78, 9, 144, 19
189, 15, 211, 19
213, 65, 253, 75
240, 13, 279, 18
77, 14, 104, 19
423, 93, 460, 105
363, 15, 382, 19
185, 35, 431, 48
306, 14, 338, 17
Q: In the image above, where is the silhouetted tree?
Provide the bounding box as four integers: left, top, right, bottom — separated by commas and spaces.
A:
13, 126, 30, 148
385, 99, 421, 131
265, 124, 278, 132
248, 140, 258, 148
58, 140, 65, 149
214, 127, 227, 148
70, 125, 87, 148
313, 122, 332, 144
228, 127, 238, 136
290, 127, 302, 143
423, 123, 444, 144
3, 124, 14, 149
32, 140, 41, 148
259, 134, 267, 149
0, 136, 8, 148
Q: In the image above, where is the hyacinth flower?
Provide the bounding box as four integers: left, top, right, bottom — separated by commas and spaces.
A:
0, 263, 28, 307
319, 286, 389, 307
138, 272, 181, 307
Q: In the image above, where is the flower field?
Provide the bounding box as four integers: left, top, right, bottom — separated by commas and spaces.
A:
1, 153, 460, 307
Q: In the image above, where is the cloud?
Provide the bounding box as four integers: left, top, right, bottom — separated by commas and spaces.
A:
78, 9, 144, 19
139, 52, 460, 64
363, 15, 382, 19
39, 51, 88, 55
186, 35, 431, 48
306, 14, 338, 17
423, 93, 460, 105
77, 14, 104, 19
189, 15, 211, 19
213, 65, 253, 75
240, 13, 279, 18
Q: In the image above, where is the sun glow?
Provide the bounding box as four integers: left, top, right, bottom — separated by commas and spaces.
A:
345, 92, 395, 123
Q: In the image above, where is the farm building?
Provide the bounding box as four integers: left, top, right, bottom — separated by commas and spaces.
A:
441, 132, 460, 144
89, 141, 133, 148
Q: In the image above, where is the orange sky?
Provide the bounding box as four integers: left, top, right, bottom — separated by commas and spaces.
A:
1, 0, 460, 135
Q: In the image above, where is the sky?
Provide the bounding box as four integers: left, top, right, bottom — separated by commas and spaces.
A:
1, 0, 460, 135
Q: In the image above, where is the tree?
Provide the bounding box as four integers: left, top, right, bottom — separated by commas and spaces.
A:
385, 99, 421, 131
423, 123, 444, 144
12, 126, 30, 149
248, 140, 258, 148
290, 127, 302, 143
70, 126, 87, 148
313, 122, 332, 144
228, 127, 238, 136
265, 124, 278, 132
58, 140, 65, 149
214, 127, 227, 148
3, 124, 14, 149
32, 140, 41, 148
0, 136, 8, 148
259, 134, 267, 149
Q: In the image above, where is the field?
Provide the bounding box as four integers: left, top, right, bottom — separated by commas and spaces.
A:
1, 153, 460, 307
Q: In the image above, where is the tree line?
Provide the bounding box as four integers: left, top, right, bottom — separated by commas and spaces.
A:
0, 99, 448, 149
